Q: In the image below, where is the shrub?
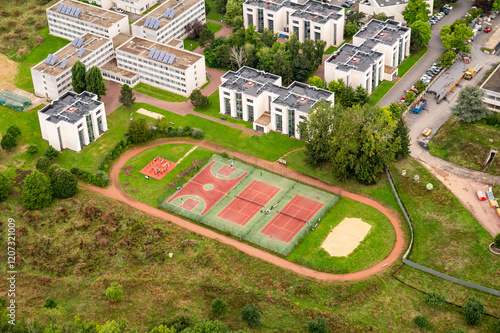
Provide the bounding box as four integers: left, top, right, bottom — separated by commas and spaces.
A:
212, 298, 227, 317
105, 282, 124, 302
497, 319, 500, 333
27, 145, 39, 156
71, 167, 109, 187
22, 170, 52, 209
129, 118, 151, 143
177, 126, 184, 136
161, 315, 192, 332
446, 330, 464, 333
424, 291, 446, 308
1, 133, 17, 150
494, 233, 500, 248
49, 166, 78, 199
463, 296, 484, 325
184, 319, 228, 332
413, 316, 429, 329
43, 298, 58, 309
241, 304, 261, 327
183, 125, 191, 133
148, 325, 176, 333
190, 128, 203, 139
308, 317, 329, 333
6, 125, 21, 138
0, 173, 11, 202
36, 156, 51, 172
44, 146, 60, 160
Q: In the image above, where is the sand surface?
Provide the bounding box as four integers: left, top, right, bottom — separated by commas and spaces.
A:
321, 218, 371, 257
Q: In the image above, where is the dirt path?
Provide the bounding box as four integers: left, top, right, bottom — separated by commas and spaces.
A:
86, 140, 406, 281
0, 53, 18, 91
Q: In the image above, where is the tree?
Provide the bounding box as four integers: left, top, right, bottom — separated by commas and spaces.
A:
224, 0, 244, 24
424, 291, 446, 308
6, 125, 21, 138
214, 44, 232, 68
232, 16, 244, 32
493, 0, 500, 11
189, 89, 210, 108
261, 28, 278, 48
314, 40, 327, 69
344, 20, 359, 37
1, 133, 17, 151
374, 12, 388, 21
353, 85, 369, 105
230, 45, 247, 69
155, 116, 169, 133
211, 299, 227, 317
129, 118, 151, 143
199, 26, 215, 47
85, 66, 107, 99
185, 20, 205, 39
308, 317, 329, 333
72, 60, 86, 94
118, 84, 135, 107
437, 50, 456, 68
27, 145, 39, 156
105, 282, 124, 302
244, 24, 258, 45
36, 156, 51, 172
402, 0, 431, 25
413, 316, 429, 329
308, 76, 324, 89
389, 103, 410, 160
441, 22, 473, 53
241, 304, 261, 327
451, 85, 491, 123
494, 233, 500, 248
284, 33, 300, 59
97, 320, 125, 333
463, 296, 484, 325
291, 53, 311, 83
410, 21, 431, 50
347, 12, 365, 26
44, 146, 60, 160
214, 0, 228, 14
22, 170, 52, 209
243, 43, 258, 68
0, 173, 11, 202
49, 166, 78, 199
182, 319, 228, 333
271, 49, 291, 82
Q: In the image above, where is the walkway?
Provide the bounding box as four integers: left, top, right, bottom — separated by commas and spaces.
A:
87, 140, 406, 281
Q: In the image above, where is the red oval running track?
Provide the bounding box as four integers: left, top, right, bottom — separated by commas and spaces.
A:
86, 140, 406, 281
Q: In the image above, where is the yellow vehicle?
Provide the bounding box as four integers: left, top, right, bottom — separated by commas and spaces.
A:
464, 65, 483, 80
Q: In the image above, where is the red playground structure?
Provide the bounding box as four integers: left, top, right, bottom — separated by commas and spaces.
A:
140, 156, 177, 180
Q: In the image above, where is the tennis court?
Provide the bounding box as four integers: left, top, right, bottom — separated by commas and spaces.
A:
261, 195, 324, 243
217, 180, 281, 226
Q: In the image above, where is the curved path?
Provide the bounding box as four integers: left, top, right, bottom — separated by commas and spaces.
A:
87, 140, 406, 281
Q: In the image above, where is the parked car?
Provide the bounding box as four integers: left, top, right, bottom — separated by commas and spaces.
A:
114, 7, 124, 13
410, 87, 419, 94
342, 2, 351, 8
485, 26, 492, 33
436, 12, 444, 18
346, 10, 355, 15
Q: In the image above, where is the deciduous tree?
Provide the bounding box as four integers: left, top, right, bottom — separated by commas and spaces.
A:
128, 118, 151, 143
374, 12, 387, 21
22, 170, 52, 209
199, 26, 215, 47
344, 20, 359, 37
410, 20, 431, 50
403, 0, 431, 24
71, 60, 86, 94
49, 166, 78, 199
451, 85, 491, 123
211, 299, 227, 317
105, 282, 124, 302
230, 45, 247, 69
441, 22, 473, 53
85, 66, 107, 99
308, 76, 324, 89
261, 28, 278, 48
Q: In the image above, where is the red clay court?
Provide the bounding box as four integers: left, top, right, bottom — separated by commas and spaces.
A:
217, 165, 235, 177
140, 157, 177, 180
261, 195, 324, 243
168, 161, 247, 215
182, 198, 200, 211
217, 180, 281, 226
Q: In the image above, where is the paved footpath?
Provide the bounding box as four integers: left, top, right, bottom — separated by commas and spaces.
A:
87, 139, 405, 281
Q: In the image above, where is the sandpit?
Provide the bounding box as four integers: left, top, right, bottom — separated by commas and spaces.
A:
137, 108, 164, 119
321, 218, 371, 257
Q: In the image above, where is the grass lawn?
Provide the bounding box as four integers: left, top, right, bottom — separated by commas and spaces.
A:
183, 37, 200, 51
132, 83, 189, 103
429, 117, 500, 175
118, 144, 213, 206
288, 197, 396, 273
193, 90, 253, 129
207, 21, 223, 34
368, 80, 396, 107
324, 38, 351, 54
14, 27, 70, 92
141, 3, 159, 15
205, 0, 224, 21
398, 47, 427, 77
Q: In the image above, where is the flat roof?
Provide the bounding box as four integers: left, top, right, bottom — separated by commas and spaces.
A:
326, 42, 384, 72
374, 0, 410, 7
290, 0, 343, 23
48, 0, 127, 28
482, 64, 500, 92
354, 19, 409, 45
221, 67, 281, 97
33, 33, 111, 77
112, 33, 132, 49
134, 0, 203, 30
100, 58, 138, 79
116, 36, 202, 70
427, 61, 469, 96
273, 82, 334, 113
39, 91, 102, 124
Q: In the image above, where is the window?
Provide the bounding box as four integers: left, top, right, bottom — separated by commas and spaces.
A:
86, 115, 95, 143
247, 98, 253, 103
276, 114, 282, 132
97, 116, 103, 135
288, 109, 295, 137
247, 13, 253, 25
57, 127, 63, 150
315, 32, 320, 41
268, 19, 274, 32
224, 97, 231, 115
256, 125, 264, 132
304, 21, 310, 40
78, 129, 84, 150
248, 105, 254, 122
236, 92, 243, 119
224, 91, 230, 96
257, 9, 264, 33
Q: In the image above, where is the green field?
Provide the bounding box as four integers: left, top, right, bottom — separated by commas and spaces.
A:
398, 47, 427, 77
132, 83, 189, 103
368, 81, 396, 106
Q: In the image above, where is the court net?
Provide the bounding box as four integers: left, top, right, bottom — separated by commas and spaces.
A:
277, 210, 310, 224
235, 195, 266, 207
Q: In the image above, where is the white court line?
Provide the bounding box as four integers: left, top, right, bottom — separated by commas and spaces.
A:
176, 146, 198, 164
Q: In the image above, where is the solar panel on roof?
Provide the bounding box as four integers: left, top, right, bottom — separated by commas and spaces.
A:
76, 38, 84, 48
158, 51, 166, 61
56, 3, 64, 12
169, 10, 176, 18
60, 4, 67, 13
71, 37, 79, 46
153, 20, 160, 29
74, 8, 81, 17
161, 53, 170, 63
164, 8, 171, 17
168, 55, 175, 64
65, 5, 73, 14
147, 48, 156, 58
60, 59, 68, 69
153, 50, 161, 59
45, 54, 53, 64
49, 55, 58, 65
149, 19, 157, 28
77, 48, 85, 57
69, 7, 77, 16
144, 17, 151, 27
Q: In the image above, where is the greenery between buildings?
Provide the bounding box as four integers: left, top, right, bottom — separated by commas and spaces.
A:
451, 85, 491, 123
118, 84, 136, 107
132, 83, 189, 103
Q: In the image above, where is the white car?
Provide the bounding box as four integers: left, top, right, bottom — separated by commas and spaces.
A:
114, 7, 124, 13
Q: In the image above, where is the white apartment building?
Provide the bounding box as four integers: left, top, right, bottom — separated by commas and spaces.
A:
115, 36, 206, 96
131, 0, 205, 44
97, 0, 158, 14
359, 0, 433, 23
219, 67, 334, 138
481, 64, 500, 112
47, 0, 129, 40
38, 91, 108, 152
325, 19, 410, 94
31, 33, 115, 100
243, 0, 344, 47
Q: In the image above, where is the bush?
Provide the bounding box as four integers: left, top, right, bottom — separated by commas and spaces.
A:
463, 296, 484, 325
161, 315, 192, 332
71, 167, 109, 187
43, 298, 58, 309
497, 319, 500, 333
177, 126, 184, 136
446, 330, 464, 333
6, 125, 21, 138
212, 298, 227, 317
36, 156, 51, 172
105, 282, 124, 302
190, 128, 203, 139
308, 317, 329, 333
148, 325, 176, 333
183, 125, 191, 133
0, 173, 11, 202
413, 316, 429, 329
44, 146, 60, 160
22, 170, 52, 210
241, 304, 261, 327
98, 139, 131, 172
424, 291, 446, 308
27, 145, 39, 156
49, 166, 78, 199
1, 133, 17, 150
129, 118, 151, 143
189, 89, 210, 108
494, 233, 500, 248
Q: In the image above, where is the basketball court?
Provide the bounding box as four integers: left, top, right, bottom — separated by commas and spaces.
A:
140, 156, 177, 180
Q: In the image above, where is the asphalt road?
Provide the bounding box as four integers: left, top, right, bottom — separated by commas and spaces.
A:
376, 0, 473, 107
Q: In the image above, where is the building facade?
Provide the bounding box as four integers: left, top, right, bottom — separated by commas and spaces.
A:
359, 0, 433, 23
47, 0, 129, 40
481, 64, 500, 112
31, 33, 115, 100
38, 91, 108, 152
243, 0, 344, 47
98, 0, 159, 14
131, 0, 206, 43
219, 67, 334, 138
